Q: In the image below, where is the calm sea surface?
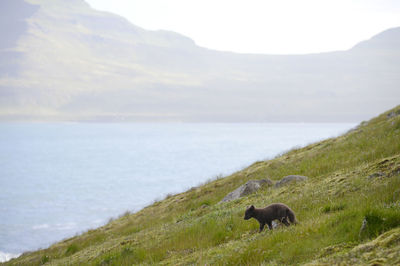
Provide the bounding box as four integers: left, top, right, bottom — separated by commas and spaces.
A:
0, 122, 355, 261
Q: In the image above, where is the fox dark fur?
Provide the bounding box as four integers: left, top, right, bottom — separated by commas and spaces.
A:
244, 203, 297, 232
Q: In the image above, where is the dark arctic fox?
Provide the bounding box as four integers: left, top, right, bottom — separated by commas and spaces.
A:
244, 203, 297, 232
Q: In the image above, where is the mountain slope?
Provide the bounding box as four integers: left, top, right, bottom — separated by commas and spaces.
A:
6, 105, 400, 265
0, 0, 399, 122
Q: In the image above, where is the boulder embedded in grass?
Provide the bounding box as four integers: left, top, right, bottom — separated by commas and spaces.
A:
220, 179, 273, 203
274, 175, 308, 188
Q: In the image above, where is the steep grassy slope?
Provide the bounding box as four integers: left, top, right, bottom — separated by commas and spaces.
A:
5, 105, 400, 265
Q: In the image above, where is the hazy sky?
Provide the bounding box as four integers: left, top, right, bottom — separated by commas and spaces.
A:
88, 1, 399, 54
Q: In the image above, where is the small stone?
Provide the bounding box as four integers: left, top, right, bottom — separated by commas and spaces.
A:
368, 172, 385, 179
274, 175, 308, 188
271, 220, 279, 229
359, 217, 368, 239
219, 179, 273, 203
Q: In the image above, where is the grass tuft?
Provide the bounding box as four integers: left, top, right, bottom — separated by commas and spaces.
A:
322, 203, 346, 213
65, 243, 79, 255
360, 208, 400, 240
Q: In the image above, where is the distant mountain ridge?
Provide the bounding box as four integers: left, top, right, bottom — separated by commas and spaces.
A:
0, 0, 399, 122
352, 27, 400, 51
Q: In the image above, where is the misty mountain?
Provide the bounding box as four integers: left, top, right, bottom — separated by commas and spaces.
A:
1, 0, 399, 122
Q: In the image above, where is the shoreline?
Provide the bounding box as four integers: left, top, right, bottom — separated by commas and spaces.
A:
0, 251, 21, 263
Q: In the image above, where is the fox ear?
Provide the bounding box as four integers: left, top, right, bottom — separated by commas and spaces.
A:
250, 205, 255, 210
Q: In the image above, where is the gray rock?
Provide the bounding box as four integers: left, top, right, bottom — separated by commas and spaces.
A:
368, 172, 385, 179
271, 220, 280, 229
359, 217, 368, 239
220, 179, 273, 203
274, 175, 308, 188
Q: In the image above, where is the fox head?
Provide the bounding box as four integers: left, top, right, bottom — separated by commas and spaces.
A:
244, 205, 255, 220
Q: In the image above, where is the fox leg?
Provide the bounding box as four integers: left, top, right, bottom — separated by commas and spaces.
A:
281, 217, 290, 226
259, 222, 265, 233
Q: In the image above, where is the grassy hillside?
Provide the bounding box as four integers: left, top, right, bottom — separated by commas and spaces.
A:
5, 105, 400, 265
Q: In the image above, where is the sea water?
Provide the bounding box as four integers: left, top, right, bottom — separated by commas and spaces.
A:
0, 122, 355, 261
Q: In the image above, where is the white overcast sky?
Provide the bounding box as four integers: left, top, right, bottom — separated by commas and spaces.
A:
84, 0, 400, 54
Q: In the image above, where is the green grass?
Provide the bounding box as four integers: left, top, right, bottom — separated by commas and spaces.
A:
65, 243, 79, 255
6, 105, 400, 266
